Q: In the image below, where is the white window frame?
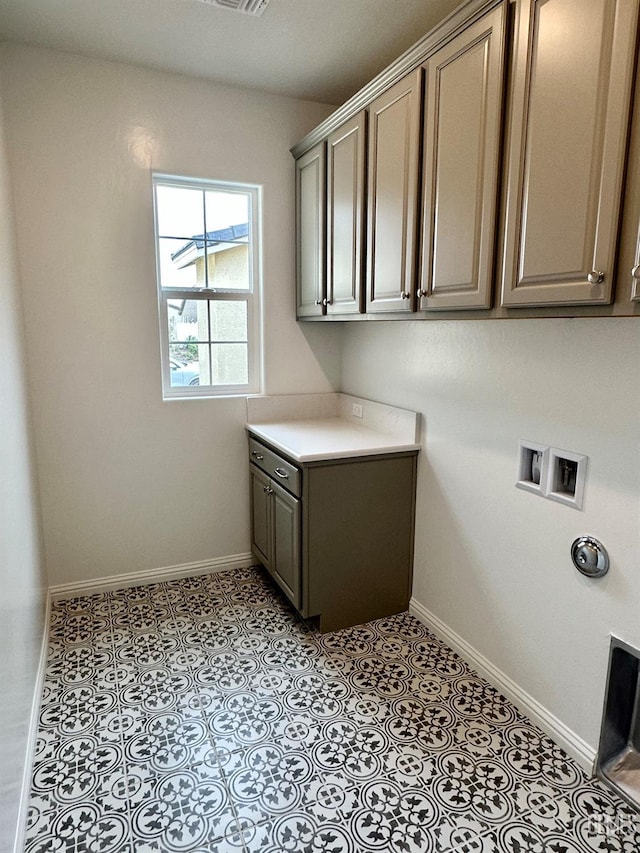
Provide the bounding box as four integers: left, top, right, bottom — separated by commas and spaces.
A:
152, 173, 262, 399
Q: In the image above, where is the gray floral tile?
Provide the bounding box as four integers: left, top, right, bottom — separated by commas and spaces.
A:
23, 566, 639, 853
281, 672, 352, 719
204, 690, 289, 752
25, 803, 130, 853
31, 735, 128, 810
242, 813, 356, 853
222, 741, 325, 826
434, 814, 498, 853
381, 742, 437, 787
309, 718, 389, 783
123, 711, 214, 773
118, 666, 196, 714
129, 765, 237, 851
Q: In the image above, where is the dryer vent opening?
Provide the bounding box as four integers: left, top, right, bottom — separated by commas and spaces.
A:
597, 637, 640, 812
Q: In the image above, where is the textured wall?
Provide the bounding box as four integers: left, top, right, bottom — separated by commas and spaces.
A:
0, 66, 47, 853
0, 44, 340, 588
341, 318, 640, 754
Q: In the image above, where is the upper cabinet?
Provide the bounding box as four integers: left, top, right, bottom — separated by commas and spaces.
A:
366, 71, 423, 314
292, 0, 640, 320
418, 4, 507, 310
633, 230, 640, 302
296, 142, 326, 317
326, 112, 367, 315
500, 0, 639, 307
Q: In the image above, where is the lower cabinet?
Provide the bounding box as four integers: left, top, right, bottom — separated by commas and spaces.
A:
249, 434, 418, 633
250, 463, 301, 609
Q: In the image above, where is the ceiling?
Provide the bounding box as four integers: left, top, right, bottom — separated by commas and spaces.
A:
0, 0, 462, 105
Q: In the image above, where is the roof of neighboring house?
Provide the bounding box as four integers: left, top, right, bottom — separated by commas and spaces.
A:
171, 222, 248, 264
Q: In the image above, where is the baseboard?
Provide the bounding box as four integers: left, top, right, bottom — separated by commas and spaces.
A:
13, 591, 51, 853
49, 552, 255, 600
409, 597, 596, 775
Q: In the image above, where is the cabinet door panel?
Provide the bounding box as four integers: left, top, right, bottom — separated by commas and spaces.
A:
272, 481, 301, 609
631, 203, 640, 300
420, 4, 506, 310
633, 235, 640, 302
296, 142, 326, 317
327, 112, 366, 315
250, 464, 272, 570
366, 70, 422, 313
501, 0, 638, 306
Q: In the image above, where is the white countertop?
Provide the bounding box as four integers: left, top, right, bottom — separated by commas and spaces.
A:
246, 394, 421, 462
247, 418, 421, 462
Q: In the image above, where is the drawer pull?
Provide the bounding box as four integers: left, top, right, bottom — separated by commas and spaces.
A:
263, 486, 273, 495
252, 451, 264, 460
274, 467, 289, 479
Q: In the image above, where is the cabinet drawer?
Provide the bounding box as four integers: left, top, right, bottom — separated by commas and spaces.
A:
248, 438, 301, 497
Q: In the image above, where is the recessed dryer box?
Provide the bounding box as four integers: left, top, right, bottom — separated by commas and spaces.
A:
597, 637, 640, 813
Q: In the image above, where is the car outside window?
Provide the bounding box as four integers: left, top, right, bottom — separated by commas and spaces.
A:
153, 173, 262, 398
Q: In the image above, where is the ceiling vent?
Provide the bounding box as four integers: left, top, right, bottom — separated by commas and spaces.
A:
192, 0, 271, 15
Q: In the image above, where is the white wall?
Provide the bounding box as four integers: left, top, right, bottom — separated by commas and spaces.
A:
341, 318, 640, 752
4, 33, 637, 784
0, 44, 340, 588
0, 67, 47, 853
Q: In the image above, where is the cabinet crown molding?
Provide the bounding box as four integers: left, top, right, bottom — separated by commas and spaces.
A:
290, 0, 505, 160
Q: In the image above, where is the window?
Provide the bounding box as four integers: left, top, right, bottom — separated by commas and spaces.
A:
153, 173, 262, 398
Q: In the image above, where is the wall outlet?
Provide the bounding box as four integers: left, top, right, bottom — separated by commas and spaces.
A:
352, 402, 363, 418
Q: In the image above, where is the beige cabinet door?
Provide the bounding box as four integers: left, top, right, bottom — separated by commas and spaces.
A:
366, 70, 422, 313
250, 464, 272, 570
500, 0, 638, 307
327, 112, 366, 315
419, 3, 507, 310
296, 142, 326, 317
630, 130, 640, 301
632, 232, 640, 302
272, 480, 301, 610
613, 48, 640, 306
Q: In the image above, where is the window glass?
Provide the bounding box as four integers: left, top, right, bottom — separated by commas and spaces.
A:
156, 185, 204, 238
154, 174, 261, 398
211, 344, 249, 385
210, 301, 247, 342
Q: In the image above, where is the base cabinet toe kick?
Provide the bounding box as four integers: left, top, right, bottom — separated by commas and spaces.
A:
248, 433, 418, 633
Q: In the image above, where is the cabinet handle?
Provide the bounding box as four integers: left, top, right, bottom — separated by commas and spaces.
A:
587, 270, 605, 285
632, 265, 640, 280
416, 289, 426, 298
251, 451, 264, 460
274, 467, 289, 479
263, 486, 273, 494
401, 291, 411, 299
314, 299, 323, 305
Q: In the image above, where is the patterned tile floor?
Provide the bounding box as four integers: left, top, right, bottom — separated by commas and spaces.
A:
24, 566, 640, 853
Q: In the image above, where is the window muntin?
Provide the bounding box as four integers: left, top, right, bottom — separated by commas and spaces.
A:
153, 174, 261, 397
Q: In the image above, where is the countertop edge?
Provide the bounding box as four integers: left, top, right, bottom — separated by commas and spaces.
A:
246, 422, 422, 464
